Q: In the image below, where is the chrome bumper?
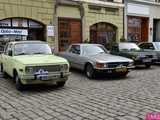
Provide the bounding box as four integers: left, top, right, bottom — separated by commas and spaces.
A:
94, 66, 135, 70
20, 72, 70, 85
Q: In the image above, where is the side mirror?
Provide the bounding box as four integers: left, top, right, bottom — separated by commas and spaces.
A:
8, 50, 13, 56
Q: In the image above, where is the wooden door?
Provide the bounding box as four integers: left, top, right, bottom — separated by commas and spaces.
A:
70, 21, 82, 44
58, 18, 82, 51
141, 18, 149, 42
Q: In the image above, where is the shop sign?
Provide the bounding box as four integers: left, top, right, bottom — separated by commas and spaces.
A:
0, 19, 11, 27
0, 29, 28, 35
12, 19, 28, 27
47, 26, 54, 36
127, 3, 150, 15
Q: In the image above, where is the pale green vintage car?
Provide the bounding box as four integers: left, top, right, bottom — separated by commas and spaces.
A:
0, 41, 70, 90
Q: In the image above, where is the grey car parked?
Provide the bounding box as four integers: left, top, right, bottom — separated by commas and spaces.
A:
139, 42, 160, 63
59, 44, 134, 78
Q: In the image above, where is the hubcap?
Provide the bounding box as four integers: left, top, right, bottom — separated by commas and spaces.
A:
86, 65, 93, 77
15, 75, 19, 84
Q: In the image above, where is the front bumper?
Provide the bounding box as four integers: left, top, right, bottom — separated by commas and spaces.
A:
134, 58, 153, 66
20, 72, 70, 85
94, 66, 134, 75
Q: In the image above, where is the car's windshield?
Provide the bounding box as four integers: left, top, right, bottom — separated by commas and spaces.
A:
119, 43, 140, 51
14, 43, 52, 56
82, 45, 107, 56
154, 42, 160, 50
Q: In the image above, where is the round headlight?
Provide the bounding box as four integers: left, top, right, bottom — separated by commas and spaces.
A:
26, 67, 33, 73
60, 64, 68, 71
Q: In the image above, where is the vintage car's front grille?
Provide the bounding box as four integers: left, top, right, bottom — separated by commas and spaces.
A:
108, 62, 129, 68
26, 65, 61, 73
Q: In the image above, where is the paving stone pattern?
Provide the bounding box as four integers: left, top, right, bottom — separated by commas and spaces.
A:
0, 66, 160, 120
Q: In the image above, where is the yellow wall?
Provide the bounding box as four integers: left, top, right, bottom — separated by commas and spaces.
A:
57, 5, 81, 19
83, 3, 124, 42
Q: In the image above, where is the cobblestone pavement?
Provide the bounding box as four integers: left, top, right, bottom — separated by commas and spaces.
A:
0, 66, 160, 120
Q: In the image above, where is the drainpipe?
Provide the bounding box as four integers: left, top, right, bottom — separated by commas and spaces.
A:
122, 0, 125, 41
124, 0, 128, 41
54, 0, 59, 52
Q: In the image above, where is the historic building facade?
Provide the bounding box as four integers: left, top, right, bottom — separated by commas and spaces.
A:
0, 0, 124, 51
55, 0, 124, 51
124, 0, 160, 43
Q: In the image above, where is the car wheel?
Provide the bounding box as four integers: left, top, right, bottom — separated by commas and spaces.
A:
15, 74, 24, 91
57, 81, 66, 87
145, 64, 151, 68
85, 64, 95, 79
1, 64, 8, 78
0, 63, 3, 72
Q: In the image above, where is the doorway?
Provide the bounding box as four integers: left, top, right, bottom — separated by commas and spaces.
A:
58, 18, 82, 51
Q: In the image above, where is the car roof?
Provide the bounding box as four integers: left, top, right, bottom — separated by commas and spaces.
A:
139, 42, 160, 44
9, 40, 47, 45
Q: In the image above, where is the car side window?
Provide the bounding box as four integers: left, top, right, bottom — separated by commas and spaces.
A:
69, 45, 80, 55
139, 43, 154, 50
5, 44, 12, 55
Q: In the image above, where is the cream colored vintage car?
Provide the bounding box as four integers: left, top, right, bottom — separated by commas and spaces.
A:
0, 41, 70, 91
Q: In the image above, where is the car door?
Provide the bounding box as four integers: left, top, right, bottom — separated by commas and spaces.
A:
2, 43, 13, 74
64, 45, 82, 69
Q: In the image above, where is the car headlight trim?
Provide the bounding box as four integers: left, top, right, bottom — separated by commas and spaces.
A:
25, 66, 33, 73
60, 64, 68, 71
96, 62, 108, 68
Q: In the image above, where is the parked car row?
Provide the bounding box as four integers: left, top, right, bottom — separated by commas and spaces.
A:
0, 41, 159, 91
110, 42, 157, 68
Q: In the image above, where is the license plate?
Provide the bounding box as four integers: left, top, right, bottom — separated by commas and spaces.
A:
143, 59, 151, 63
40, 76, 49, 81
36, 75, 49, 81
116, 67, 127, 72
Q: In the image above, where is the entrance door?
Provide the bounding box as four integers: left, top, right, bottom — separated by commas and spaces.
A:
90, 22, 117, 49
58, 18, 82, 51
153, 19, 160, 42
141, 17, 148, 42
127, 16, 149, 43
